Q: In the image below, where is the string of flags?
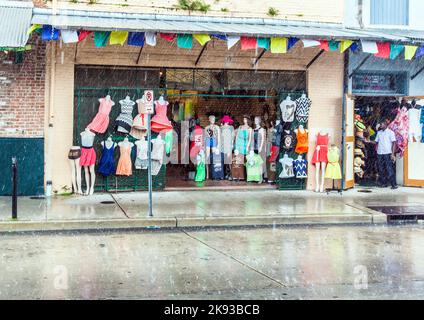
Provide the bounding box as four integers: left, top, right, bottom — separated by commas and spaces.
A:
27, 24, 424, 61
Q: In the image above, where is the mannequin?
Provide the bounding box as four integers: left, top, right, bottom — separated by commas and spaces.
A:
130, 94, 148, 140
135, 136, 149, 170
295, 93, 312, 124
408, 101, 422, 142
151, 95, 173, 133
325, 144, 342, 181
68, 146, 82, 194
205, 115, 221, 179
151, 134, 166, 176
279, 153, 295, 179
116, 137, 134, 176
253, 116, 267, 179
87, 95, 115, 134
98, 135, 116, 177
280, 95, 297, 123
294, 125, 308, 154
293, 154, 307, 179
80, 128, 96, 195
115, 95, 135, 134
312, 130, 330, 192
220, 115, 235, 179
235, 115, 252, 155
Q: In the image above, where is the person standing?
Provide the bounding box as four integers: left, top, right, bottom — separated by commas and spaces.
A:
366, 121, 398, 189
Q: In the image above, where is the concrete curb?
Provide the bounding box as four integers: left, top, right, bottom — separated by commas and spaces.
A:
0, 212, 387, 233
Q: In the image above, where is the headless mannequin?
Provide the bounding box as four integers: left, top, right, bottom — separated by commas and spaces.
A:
103, 95, 115, 106
135, 136, 148, 169
315, 130, 329, 193
117, 95, 135, 134
68, 146, 82, 195
158, 95, 165, 104
236, 116, 253, 153
101, 135, 114, 149
205, 115, 221, 179
295, 124, 307, 134
119, 136, 134, 149
253, 116, 266, 179
220, 121, 234, 177
80, 128, 96, 196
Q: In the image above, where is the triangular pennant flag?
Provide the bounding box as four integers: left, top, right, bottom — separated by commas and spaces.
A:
270, 37, 287, 53
61, 30, 79, 44
374, 42, 390, 59
240, 37, 257, 50
177, 34, 193, 49
415, 46, 424, 59
127, 32, 145, 47
302, 39, 321, 48
329, 41, 339, 51
350, 42, 359, 52
257, 38, 270, 50
27, 24, 41, 35
287, 37, 299, 50
193, 34, 211, 46
78, 30, 92, 42
405, 45, 418, 60
93, 31, 110, 47
145, 32, 156, 46
319, 40, 329, 51
340, 40, 353, 53
109, 31, 128, 45
389, 44, 404, 60
227, 36, 240, 49
159, 33, 176, 42
211, 34, 228, 41
41, 25, 59, 41
361, 40, 378, 54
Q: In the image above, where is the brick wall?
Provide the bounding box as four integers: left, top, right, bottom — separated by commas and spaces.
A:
0, 35, 46, 138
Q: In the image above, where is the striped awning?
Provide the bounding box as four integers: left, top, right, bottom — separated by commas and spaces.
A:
0, 1, 33, 48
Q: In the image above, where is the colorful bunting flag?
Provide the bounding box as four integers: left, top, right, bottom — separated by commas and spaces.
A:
78, 30, 92, 42
211, 34, 228, 41
270, 37, 287, 53
127, 32, 145, 47
340, 40, 353, 53
374, 42, 391, 59
287, 37, 299, 50
145, 32, 157, 46
177, 34, 193, 49
350, 42, 359, 52
27, 24, 41, 35
415, 46, 424, 59
361, 40, 378, 54
227, 36, 240, 50
329, 41, 339, 51
240, 37, 257, 50
93, 31, 110, 47
41, 25, 59, 41
319, 40, 329, 51
389, 44, 404, 60
159, 33, 176, 42
109, 31, 128, 45
193, 34, 211, 46
302, 39, 320, 48
405, 45, 418, 60
257, 38, 270, 50
61, 30, 79, 44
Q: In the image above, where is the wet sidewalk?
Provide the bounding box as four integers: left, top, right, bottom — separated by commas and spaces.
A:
1, 187, 423, 232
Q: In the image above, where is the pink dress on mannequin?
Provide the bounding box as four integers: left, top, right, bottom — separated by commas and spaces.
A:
87, 98, 114, 134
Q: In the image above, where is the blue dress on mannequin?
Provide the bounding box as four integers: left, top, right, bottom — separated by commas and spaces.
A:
98, 142, 116, 176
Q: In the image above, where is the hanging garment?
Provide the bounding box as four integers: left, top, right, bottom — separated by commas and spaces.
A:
293, 158, 307, 178
421, 110, 424, 143
245, 153, 264, 182
267, 161, 277, 182
279, 156, 295, 179
220, 125, 235, 154
151, 100, 173, 133
151, 138, 165, 175
281, 130, 296, 151
311, 133, 329, 164
130, 99, 148, 139
388, 106, 409, 156
266, 127, 275, 157
80, 147, 96, 166
190, 125, 205, 160
205, 125, 220, 149
231, 153, 245, 180
235, 127, 250, 155
295, 128, 309, 154
269, 145, 280, 162
134, 139, 148, 169
325, 147, 342, 180
98, 142, 116, 176
280, 99, 297, 122
68, 148, 81, 160
87, 98, 114, 134
184, 100, 194, 120
408, 108, 422, 142
115, 99, 135, 133
195, 152, 206, 182
295, 96, 312, 123
252, 127, 267, 175
210, 151, 224, 180
116, 145, 132, 176
172, 101, 180, 121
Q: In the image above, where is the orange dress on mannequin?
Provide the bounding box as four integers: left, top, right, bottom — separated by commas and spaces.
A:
116, 145, 132, 176
295, 129, 308, 154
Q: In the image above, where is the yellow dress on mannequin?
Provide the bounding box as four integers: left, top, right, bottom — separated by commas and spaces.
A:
325, 146, 342, 179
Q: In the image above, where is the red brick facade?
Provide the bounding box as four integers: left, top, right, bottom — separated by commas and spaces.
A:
0, 35, 45, 138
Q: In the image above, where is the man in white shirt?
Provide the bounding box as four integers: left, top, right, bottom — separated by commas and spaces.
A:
367, 121, 398, 189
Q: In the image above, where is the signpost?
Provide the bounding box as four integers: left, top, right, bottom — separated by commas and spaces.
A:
144, 90, 154, 217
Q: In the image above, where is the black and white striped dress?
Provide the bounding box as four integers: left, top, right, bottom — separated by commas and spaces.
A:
295, 97, 312, 124
115, 99, 135, 133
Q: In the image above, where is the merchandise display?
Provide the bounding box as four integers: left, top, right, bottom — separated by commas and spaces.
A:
295, 94, 311, 123
195, 150, 206, 182
325, 145, 342, 180
205, 115, 221, 179
116, 137, 134, 176
294, 126, 308, 154
293, 156, 307, 178
151, 135, 166, 176
408, 106, 421, 142
115, 96, 135, 134
68, 146, 82, 194
231, 151, 245, 181
280, 95, 296, 122
245, 151, 264, 182
87, 95, 115, 134
98, 137, 116, 176
235, 116, 252, 155
134, 137, 148, 170
279, 154, 295, 178
151, 96, 173, 133
79, 128, 96, 195
388, 105, 409, 156
281, 129, 296, 151
312, 131, 330, 193
130, 95, 148, 140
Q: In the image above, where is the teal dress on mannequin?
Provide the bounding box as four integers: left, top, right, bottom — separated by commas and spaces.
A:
235, 128, 249, 155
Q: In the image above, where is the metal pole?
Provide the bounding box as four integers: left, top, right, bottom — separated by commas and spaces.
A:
11, 157, 17, 219
147, 114, 153, 217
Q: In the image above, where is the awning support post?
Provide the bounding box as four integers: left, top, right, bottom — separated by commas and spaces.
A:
348, 54, 371, 78
306, 49, 325, 69
195, 43, 208, 66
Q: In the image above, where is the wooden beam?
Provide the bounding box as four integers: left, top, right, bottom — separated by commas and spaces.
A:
74, 42, 78, 63
306, 49, 325, 69
136, 46, 144, 65
253, 48, 267, 66
195, 42, 208, 66
348, 54, 371, 78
